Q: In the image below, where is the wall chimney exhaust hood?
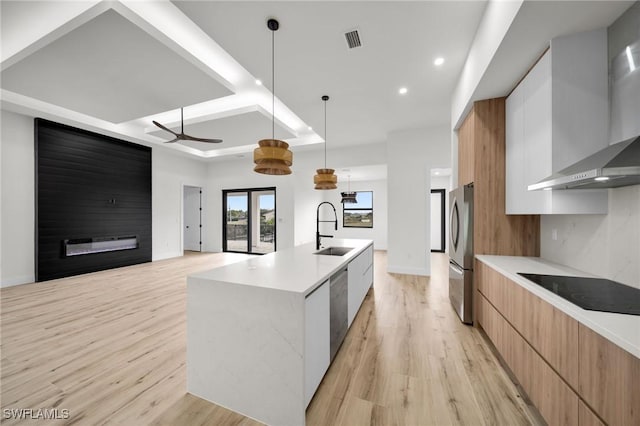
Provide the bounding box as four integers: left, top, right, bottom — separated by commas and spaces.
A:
528, 136, 640, 190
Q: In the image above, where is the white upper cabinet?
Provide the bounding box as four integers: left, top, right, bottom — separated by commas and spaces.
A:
506, 29, 609, 214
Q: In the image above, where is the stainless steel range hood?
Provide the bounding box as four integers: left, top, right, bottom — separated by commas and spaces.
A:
528, 136, 640, 190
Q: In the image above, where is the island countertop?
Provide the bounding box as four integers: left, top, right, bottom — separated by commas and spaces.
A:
189, 238, 373, 296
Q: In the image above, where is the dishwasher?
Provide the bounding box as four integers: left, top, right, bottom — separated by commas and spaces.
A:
329, 268, 348, 361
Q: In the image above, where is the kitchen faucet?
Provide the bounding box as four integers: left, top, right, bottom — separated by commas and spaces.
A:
316, 202, 338, 250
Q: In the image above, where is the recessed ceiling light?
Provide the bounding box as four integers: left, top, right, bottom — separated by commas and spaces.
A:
308, 126, 313, 131
434, 171, 440, 175
434, 57, 445, 66
595, 176, 610, 181
255, 79, 262, 86
398, 87, 408, 95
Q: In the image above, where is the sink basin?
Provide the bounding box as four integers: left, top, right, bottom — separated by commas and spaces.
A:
314, 247, 354, 256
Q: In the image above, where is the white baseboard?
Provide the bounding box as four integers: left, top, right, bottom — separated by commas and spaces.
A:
1, 274, 36, 288
386, 265, 430, 276
152, 251, 183, 261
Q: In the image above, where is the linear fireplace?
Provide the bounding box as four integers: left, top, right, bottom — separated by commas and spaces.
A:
63, 236, 138, 257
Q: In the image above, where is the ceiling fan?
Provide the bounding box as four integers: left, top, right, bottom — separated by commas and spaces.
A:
153, 107, 222, 144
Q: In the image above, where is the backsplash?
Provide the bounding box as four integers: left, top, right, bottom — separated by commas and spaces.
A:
540, 185, 640, 288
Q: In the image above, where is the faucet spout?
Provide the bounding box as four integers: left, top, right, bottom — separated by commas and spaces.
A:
316, 202, 338, 250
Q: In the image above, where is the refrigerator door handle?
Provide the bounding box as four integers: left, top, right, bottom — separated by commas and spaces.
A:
449, 261, 464, 275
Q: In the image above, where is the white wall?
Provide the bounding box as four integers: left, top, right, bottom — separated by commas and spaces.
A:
204, 143, 388, 253
205, 159, 297, 252
1, 110, 35, 286
153, 150, 208, 260
0, 109, 210, 285
541, 185, 640, 288
387, 126, 451, 276
321, 179, 388, 250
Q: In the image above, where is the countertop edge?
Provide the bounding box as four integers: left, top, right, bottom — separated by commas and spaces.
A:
475, 255, 640, 359
188, 239, 374, 297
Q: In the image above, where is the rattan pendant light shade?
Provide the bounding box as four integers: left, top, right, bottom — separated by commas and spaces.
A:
254, 18, 293, 175
314, 95, 337, 190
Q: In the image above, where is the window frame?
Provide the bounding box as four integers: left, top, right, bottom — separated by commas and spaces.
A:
342, 190, 374, 228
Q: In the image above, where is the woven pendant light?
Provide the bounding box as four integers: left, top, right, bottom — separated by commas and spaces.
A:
254, 18, 292, 175
341, 175, 357, 203
314, 95, 337, 189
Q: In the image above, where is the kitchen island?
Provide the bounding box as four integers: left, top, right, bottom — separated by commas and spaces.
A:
187, 239, 373, 426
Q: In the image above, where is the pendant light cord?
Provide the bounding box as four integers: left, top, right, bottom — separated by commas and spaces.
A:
324, 99, 327, 168
271, 27, 275, 140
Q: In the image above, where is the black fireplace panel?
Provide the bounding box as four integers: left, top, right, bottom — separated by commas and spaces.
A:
36, 119, 152, 281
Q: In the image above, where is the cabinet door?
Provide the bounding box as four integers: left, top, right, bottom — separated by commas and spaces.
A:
522, 50, 552, 213
304, 280, 330, 406
578, 324, 640, 425
348, 253, 363, 326
505, 78, 525, 214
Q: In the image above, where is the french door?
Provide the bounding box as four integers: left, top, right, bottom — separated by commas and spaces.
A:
223, 187, 276, 254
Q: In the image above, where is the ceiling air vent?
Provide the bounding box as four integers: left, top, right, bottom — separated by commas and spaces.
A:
344, 30, 362, 49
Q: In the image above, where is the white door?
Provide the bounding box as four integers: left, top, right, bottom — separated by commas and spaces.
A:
184, 186, 201, 252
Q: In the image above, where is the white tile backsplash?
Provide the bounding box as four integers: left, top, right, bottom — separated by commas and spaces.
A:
541, 185, 640, 288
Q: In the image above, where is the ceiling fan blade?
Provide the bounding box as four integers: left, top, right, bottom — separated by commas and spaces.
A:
182, 134, 223, 143
163, 138, 180, 143
153, 120, 178, 136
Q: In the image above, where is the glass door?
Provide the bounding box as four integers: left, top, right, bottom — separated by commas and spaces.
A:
223, 188, 276, 254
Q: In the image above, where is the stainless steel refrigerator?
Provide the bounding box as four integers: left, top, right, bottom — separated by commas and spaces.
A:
448, 183, 474, 324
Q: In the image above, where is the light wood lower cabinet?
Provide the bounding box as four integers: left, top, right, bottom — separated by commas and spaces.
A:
477, 260, 640, 426
578, 400, 604, 426
578, 324, 640, 426
478, 294, 579, 425
476, 261, 579, 389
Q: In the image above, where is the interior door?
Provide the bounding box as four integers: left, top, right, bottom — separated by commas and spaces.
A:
430, 189, 445, 253
184, 186, 201, 252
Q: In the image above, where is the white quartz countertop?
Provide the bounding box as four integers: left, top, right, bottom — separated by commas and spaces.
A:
476, 255, 640, 359
189, 239, 373, 297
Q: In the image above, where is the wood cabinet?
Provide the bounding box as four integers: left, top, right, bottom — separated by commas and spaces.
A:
578, 324, 640, 426
505, 29, 609, 214
476, 261, 579, 389
457, 98, 540, 260
477, 259, 640, 426
348, 244, 374, 326
304, 279, 330, 406
478, 294, 579, 425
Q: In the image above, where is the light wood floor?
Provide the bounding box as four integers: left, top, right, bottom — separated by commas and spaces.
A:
1, 251, 541, 425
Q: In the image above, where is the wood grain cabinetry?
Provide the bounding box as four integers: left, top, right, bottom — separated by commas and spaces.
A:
478, 294, 579, 425
578, 401, 604, 426
476, 261, 579, 390
578, 324, 640, 426
457, 98, 540, 260
477, 260, 640, 426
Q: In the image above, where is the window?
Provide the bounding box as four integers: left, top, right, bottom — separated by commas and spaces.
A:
343, 191, 373, 228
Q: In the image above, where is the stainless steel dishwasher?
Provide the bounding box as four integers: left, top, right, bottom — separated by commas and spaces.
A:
329, 268, 348, 361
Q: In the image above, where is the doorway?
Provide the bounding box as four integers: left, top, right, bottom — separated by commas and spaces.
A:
183, 186, 202, 252
430, 189, 445, 253
223, 187, 276, 254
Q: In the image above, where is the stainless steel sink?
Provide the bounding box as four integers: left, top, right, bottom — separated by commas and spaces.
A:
314, 247, 354, 256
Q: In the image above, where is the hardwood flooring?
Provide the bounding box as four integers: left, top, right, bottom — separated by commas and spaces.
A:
1, 251, 541, 425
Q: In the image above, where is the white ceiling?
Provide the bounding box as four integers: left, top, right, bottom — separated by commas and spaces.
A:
0, 0, 634, 172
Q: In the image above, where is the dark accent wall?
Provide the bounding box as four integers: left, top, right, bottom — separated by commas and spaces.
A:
35, 119, 152, 281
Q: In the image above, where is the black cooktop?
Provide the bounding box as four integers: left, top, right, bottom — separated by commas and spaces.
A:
517, 273, 640, 316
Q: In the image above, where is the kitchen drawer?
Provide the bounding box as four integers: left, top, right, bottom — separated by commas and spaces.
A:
476, 260, 579, 389
478, 294, 579, 425
578, 324, 640, 426
578, 400, 604, 426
